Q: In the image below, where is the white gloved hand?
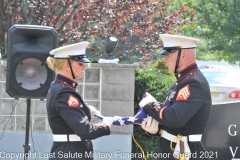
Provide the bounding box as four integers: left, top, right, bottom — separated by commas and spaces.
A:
102, 117, 115, 127
139, 92, 157, 108
141, 115, 159, 134
88, 105, 101, 116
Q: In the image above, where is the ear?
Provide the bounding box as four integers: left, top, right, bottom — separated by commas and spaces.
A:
182, 50, 187, 59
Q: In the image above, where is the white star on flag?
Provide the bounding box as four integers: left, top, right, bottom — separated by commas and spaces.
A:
128, 117, 137, 123
118, 119, 126, 126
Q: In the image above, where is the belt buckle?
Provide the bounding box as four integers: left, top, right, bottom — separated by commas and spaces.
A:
159, 129, 163, 137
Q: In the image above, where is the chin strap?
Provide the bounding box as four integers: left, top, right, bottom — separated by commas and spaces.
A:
67, 59, 75, 79
174, 47, 182, 74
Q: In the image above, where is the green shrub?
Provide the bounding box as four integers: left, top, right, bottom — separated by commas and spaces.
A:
151, 59, 173, 77
132, 60, 175, 160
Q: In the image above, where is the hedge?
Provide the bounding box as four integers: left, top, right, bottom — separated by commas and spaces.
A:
132, 60, 175, 160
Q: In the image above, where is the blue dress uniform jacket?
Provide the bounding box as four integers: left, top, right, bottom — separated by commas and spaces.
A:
46, 74, 110, 160
143, 63, 212, 160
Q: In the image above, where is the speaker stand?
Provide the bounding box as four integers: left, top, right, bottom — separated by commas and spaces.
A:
23, 99, 31, 160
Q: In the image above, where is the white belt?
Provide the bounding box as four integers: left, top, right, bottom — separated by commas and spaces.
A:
160, 130, 202, 142
53, 134, 81, 142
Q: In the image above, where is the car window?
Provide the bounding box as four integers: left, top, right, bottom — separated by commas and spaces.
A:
202, 70, 240, 85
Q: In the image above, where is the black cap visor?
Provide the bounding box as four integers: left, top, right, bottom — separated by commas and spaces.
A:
160, 47, 180, 55
70, 55, 91, 63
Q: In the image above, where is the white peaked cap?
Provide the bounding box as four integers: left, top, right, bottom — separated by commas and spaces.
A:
50, 41, 90, 58
160, 34, 200, 48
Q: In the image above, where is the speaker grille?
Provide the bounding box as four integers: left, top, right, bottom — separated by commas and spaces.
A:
15, 58, 47, 90
7, 52, 55, 98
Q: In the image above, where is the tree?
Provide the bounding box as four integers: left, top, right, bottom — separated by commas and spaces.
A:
1, 0, 196, 63
173, 0, 240, 64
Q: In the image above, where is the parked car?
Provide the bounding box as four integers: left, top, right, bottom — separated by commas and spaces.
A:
198, 64, 234, 69
200, 68, 240, 105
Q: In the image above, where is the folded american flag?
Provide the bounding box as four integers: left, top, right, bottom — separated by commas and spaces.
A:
94, 108, 148, 126
95, 92, 158, 126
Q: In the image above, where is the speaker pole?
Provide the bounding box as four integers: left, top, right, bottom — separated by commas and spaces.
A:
23, 99, 31, 160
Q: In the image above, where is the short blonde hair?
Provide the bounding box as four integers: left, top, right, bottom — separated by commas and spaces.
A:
46, 57, 67, 72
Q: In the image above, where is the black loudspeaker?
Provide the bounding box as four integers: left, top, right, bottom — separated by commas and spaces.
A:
6, 25, 58, 99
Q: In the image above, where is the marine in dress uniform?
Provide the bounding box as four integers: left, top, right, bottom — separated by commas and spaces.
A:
141, 34, 212, 160
46, 42, 113, 160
